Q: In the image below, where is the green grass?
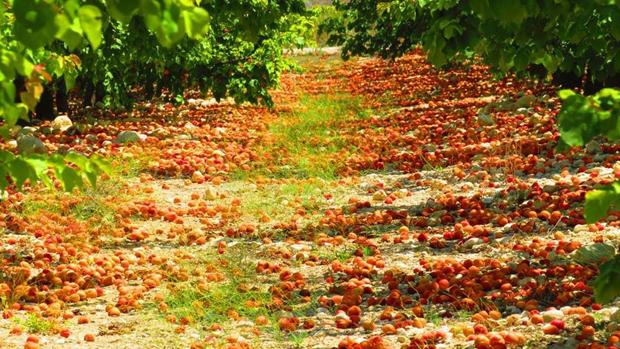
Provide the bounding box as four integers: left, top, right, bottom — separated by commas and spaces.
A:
14, 161, 142, 237
164, 247, 274, 327
165, 283, 272, 326
454, 310, 473, 321
233, 93, 371, 181
287, 54, 343, 77
109, 152, 154, 179
14, 313, 56, 334
238, 180, 324, 215
315, 244, 355, 262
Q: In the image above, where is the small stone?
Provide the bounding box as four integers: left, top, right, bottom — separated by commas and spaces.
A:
191, 171, 204, 183
20, 126, 37, 136
39, 126, 53, 135
335, 312, 350, 320
205, 186, 218, 200
149, 128, 170, 140
114, 131, 145, 144
463, 238, 482, 249
51, 115, 73, 132
572, 243, 616, 266
541, 309, 564, 322
17, 135, 46, 154
574, 225, 589, 233
586, 140, 601, 154
372, 190, 386, 201
504, 306, 521, 315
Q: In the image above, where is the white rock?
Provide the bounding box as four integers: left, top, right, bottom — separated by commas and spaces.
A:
574, 225, 589, 233
372, 190, 386, 201
114, 131, 144, 144
463, 238, 482, 249
541, 309, 564, 322
205, 186, 218, 200
17, 135, 46, 154
51, 115, 73, 132
335, 312, 350, 320
191, 171, 204, 183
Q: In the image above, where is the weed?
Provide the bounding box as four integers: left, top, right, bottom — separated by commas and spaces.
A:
164, 246, 274, 327
235, 92, 370, 180
232, 178, 339, 225
425, 306, 443, 326
316, 245, 354, 262
454, 310, 472, 321
289, 332, 309, 349
14, 313, 56, 334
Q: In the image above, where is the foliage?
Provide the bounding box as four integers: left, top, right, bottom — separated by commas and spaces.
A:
558, 88, 620, 303
281, 5, 337, 49
324, 0, 620, 86
78, 1, 305, 107
325, 0, 620, 304
557, 88, 620, 148
593, 255, 620, 304
0, 0, 212, 191
0, 0, 304, 192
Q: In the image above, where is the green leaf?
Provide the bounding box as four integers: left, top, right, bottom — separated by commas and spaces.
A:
90, 155, 112, 175
593, 255, 620, 304
60, 166, 83, 192
490, 0, 528, 25
8, 157, 38, 189
181, 8, 210, 38
558, 89, 576, 100
55, 14, 84, 50
106, 0, 141, 23
78, 5, 103, 49
585, 182, 620, 223
13, 0, 58, 49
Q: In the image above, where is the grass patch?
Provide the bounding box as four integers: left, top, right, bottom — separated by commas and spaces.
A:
13, 313, 56, 334
164, 246, 274, 327
14, 165, 138, 237
287, 54, 343, 78
234, 93, 370, 180
233, 178, 338, 222
165, 283, 272, 326
315, 244, 355, 262
109, 152, 154, 179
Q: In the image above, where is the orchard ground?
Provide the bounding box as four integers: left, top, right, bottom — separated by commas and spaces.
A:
1, 50, 620, 349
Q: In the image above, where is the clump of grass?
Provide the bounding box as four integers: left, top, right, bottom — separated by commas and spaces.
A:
14, 313, 56, 334
234, 93, 371, 180
238, 179, 328, 216
12, 164, 141, 239
165, 283, 272, 326
108, 152, 154, 179
315, 245, 355, 262
164, 247, 274, 327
